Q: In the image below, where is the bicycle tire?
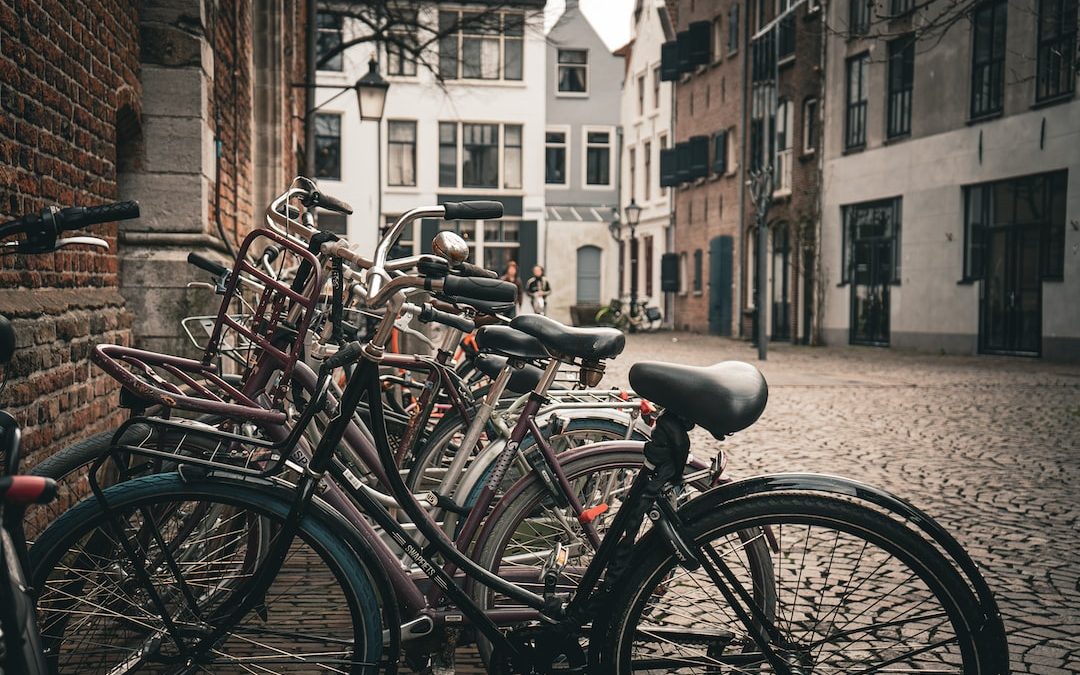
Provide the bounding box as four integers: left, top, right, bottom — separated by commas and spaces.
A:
599, 492, 994, 674
30, 473, 386, 674
469, 449, 775, 665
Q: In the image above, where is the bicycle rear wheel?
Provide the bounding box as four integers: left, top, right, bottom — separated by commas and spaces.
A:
601, 493, 996, 674
30, 473, 384, 674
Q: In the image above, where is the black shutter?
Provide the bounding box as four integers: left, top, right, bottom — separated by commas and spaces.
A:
675, 142, 691, 183
712, 131, 727, 174
659, 147, 678, 187
660, 252, 680, 292
689, 135, 709, 179
688, 21, 711, 66
517, 220, 538, 276
660, 41, 680, 80
677, 30, 693, 73
420, 219, 440, 254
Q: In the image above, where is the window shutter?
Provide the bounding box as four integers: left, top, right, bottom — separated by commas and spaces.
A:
675, 142, 691, 183
660, 41, 680, 80
660, 252, 680, 292
688, 21, 711, 66
689, 135, 709, 179
659, 147, 678, 186
712, 131, 727, 174
420, 219, 440, 254
518, 220, 538, 276
677, 30, 693, 73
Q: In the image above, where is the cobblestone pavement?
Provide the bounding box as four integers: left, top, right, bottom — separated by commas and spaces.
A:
598, 332, 1080, 674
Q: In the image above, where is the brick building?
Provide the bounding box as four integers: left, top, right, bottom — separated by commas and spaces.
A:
664, 0, 746, 334
743, 0, 822, 344
0, 0, 307, 482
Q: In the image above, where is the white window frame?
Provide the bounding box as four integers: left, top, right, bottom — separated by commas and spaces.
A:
774, 99, 793, 196
545, 124, 571, 188
386, 119, 417, 188
581, 125, 615, 190
556, 48, 589, 96
726, 126, 738, 175
439, 9, 525, 83
438, 120, 525, 193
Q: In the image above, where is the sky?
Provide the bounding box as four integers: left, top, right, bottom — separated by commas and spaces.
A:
545, 0, 637, 51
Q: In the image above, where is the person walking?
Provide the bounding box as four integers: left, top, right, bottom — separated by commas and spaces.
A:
525, 265, 551, 316
500, 260, 525, 309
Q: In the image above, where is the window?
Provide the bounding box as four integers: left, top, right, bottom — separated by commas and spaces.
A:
316, 12, 343, 71
653, 65, 661, 107
439, 10, 524, 81
727, 126, 737, 173
693, 249, 703, 293
774, 99, 793, 194
850, 0, 870, 35
545, 129, 568, 185
971, 0, 1007, 117
629, 147, 636, 200
845, 53, 869, 150
963, 171, 1067, 280
729, 4, 739, 53
679, 252, 688, 295
585, 129, 612, 186
386, 10, 418, 76
803, 98, 818, 153
314, 113, 341, 180
558, 49, 588, 93
887, 36, 915, 137
891, 0, 914, 15
440, 122, 522, 190
841, 198, 902, 284
644, 236, 654, 296
637, 75, 646, 115
778, 15, 795, 60
1036, 0, 1078, 101
482, 220, 520, 271
644, 141, 652, 201
387, 121, 416, 186
750, 83, 775, 170
439, 122, 457, 187
317, 212, 347, 235
712, 15, 723, 62
712, 130, 727, 175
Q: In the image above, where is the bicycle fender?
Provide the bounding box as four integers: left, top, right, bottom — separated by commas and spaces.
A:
677, 472, 1010, 672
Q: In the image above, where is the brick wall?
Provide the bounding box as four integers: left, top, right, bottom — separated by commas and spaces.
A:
0, 0, 140, 478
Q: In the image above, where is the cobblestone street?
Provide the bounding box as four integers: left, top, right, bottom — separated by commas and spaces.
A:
602, 333, 1080, 674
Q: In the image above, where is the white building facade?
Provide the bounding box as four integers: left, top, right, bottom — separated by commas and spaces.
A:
313, 3, 548, 279
618, 0, 674, 322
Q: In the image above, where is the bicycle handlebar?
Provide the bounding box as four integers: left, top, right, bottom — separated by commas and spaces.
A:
442, 201, 503, 221
435, 275, 518, 303
187, 252, 229, 277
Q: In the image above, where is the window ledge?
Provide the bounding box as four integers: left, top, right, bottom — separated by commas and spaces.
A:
1032, 92, 1075, 110
778, 55, 796, 68
451, 79, 527, 88
799, 149, 817, 161
883, 132, 910, 145
836, 281, 849, 287
842, 144, 866, 155
556, 91, 590, 98
693, 290, 704, 297
956, 278, 978, 285
966, 110, 1003, 125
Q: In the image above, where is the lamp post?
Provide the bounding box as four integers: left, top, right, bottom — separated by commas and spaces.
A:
355, 58, 389, 235
624, 199, 642, 315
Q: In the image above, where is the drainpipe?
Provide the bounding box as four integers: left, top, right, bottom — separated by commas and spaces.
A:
304, 0, 317, 176
667, 75, 677, 329
737, 6, 750, 340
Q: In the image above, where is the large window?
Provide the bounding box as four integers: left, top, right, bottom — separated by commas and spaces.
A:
439, 122, 522, 190
387, 121, 416, 187
803, 98, 818, 154
557, 49, 588, 93
386, 11, 418, 77
729, 4, 739, 53
841, 198, 902, 284
439, 10, 524, 81
1036, 0, 1078, 101
653, 65, 661, 107
314, 113, 341, 180
644, 141, 652, 201
850, 0, 870, 35
774, 98, 793, 194
887, 36, 915, 138
971, 0, 1007, 117
963, 171, 1068, 280
585, 129, 612, 187
545, 129, 567, 185
750, 83, 775, 170
845, 53, 869, 150
316, 12, 343, 71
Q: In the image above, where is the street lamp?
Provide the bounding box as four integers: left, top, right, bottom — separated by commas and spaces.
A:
624, 199, 642, 315
355, 58, 389, 235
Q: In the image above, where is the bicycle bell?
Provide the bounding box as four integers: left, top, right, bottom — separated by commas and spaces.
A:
432, 231, 469, 265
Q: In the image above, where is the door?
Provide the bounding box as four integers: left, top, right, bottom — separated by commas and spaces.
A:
771, 225, 791, 340
709, 236, 733, 335
850, 238, 892, 345
576, 245, 602, 305
980, 225, 1041, 354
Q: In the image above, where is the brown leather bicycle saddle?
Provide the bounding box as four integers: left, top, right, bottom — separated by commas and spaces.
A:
629, 361, 768, 439
510, 315, 624, 361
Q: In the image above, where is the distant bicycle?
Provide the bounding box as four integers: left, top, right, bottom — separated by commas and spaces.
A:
595, 296, 662, 332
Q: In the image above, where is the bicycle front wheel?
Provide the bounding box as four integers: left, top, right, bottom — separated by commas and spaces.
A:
602, 493, 994, 674
30, 473, 385, 674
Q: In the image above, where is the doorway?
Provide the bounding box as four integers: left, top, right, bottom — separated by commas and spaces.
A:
845, 199, 900, 346
771, 224, 791, 341
981, 225, 1041, 354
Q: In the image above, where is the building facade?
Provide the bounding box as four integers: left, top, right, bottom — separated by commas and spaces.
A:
820, 0, 1079, 359
543, 0, 623, 322
665, 0, 747, 334
313, 2, 548, 294
618, 0, 675, 324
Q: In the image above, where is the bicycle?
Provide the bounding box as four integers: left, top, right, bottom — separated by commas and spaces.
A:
595, 296, 663, 333
26, 187, 1008, 673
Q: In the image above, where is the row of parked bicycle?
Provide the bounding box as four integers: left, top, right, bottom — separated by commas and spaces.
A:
0, 176, 1009, 674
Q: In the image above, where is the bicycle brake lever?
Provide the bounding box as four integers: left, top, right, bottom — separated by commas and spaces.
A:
54, 236, 109, 250
393, 315, 435, 349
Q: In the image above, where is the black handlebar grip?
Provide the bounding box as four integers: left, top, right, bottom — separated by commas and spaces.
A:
324, 341, 363, 370
311, 191, 353, 215
420, 305, 476, 333
0, 476, 58, 505
262, 246, 281, 264
58, 201, 140, 231
187, 252, 230, 277
442, 201, 504, 221
438, 275, 518, 303
455, 261, 499, 279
